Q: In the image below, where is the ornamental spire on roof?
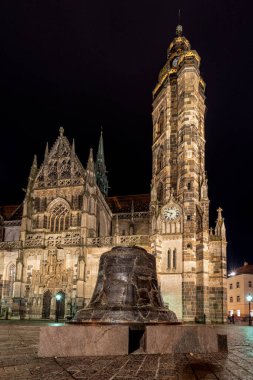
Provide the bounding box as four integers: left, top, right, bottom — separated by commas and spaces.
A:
44, 142, 49, 163
95, 127, 109, 196
176, 9, 183, 36
86, 148, 95, 172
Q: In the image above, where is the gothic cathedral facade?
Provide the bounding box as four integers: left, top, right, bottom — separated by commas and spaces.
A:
0, 25, 227, 322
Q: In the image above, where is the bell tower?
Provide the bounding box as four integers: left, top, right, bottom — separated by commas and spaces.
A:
150, 23, 213, 322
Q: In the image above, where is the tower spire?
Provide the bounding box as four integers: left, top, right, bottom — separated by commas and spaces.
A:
95, 128, 109, 196
97, 127, 105, 161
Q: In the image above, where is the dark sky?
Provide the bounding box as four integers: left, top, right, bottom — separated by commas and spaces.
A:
0, 1, 252, 269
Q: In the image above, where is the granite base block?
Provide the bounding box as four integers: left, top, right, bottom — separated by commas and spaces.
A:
143, 325, 228, 354
38, 325, 129, 357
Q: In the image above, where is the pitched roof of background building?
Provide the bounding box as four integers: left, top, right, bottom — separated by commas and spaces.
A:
233, 262, 253, 275
106, 194, 150, 213
0, 204, 23, 220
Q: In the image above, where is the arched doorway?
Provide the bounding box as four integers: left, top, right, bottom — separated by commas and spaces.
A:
42, 290, 52, 319
56, 291, 65, 319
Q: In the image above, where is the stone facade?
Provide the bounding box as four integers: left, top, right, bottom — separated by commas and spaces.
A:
0, 25, 227, 322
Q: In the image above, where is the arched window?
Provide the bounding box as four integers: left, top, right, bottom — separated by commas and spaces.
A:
49, 202, 70, 233
167, 249, 171, 269
59, 160, 71, 179
8, 264, 16, 297
172, 249, 176, 269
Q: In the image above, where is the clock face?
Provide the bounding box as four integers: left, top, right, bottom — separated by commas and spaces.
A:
162, 207, 180, 221
172, 57, 179, 68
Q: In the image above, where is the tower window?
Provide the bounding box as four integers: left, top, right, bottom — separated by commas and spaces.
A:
167, 249, 171, 269
187, 215, 191, 221
156, 147, 164, 173
157, 110, 164, 136
186, 243, 192, 249
187, 182, 191, 190
172, 249, 176, 269
157, 182, 164, 203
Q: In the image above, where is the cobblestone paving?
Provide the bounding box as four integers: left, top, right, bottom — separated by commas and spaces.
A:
0, 322, 253, 379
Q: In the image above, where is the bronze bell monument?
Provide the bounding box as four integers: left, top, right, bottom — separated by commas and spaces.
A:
73, 246, 178, 324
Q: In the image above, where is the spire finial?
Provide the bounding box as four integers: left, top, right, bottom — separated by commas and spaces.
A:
59, 126, 64, 136
32, 154, 37, 168
86, 147, 95, 172
176, 9, 183, 36
217, 207, 223, 221
44, 142, 49, 162
72, 139, 75, 155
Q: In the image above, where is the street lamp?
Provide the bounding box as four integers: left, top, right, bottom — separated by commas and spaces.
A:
55, 293, 62, 323
246, 294, 252, 326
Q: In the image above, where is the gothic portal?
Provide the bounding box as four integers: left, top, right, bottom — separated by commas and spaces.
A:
0, 24, 227, 323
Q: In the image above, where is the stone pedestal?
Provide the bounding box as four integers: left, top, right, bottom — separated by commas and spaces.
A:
38, 324, 227, 357
38, 325, 128, 357
143, 325, 227, 354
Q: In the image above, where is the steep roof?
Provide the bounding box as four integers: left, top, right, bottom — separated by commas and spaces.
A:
106, 194, 150, 213
0, 194, 151, 219
0, 204, 23, 220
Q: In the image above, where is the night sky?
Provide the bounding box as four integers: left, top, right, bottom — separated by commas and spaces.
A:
0, 1, 252, 269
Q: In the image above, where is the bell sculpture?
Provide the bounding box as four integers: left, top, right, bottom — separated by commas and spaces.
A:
73, 246, 178, 324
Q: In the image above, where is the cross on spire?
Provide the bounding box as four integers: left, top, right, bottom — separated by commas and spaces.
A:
176, 9, 183, 36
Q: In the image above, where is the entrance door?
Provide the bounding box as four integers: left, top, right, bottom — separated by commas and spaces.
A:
56, 291, 65, 318
42, 290, 52, 319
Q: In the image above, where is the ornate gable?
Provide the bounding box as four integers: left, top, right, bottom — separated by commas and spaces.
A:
34, 127, 86, 189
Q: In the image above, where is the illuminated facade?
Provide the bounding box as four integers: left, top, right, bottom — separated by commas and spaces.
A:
227, 263, 253, 318
0, 24, 227, 322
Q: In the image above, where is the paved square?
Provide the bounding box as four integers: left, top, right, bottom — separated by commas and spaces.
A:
0, 321, 253, 379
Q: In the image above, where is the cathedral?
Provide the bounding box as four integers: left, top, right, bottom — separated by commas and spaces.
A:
0, 24, 227, 323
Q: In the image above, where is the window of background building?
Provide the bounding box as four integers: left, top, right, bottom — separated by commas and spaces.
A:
229, 283, 233, 289
237, 310, 241, 317
230, 296, 233, 302
249, 281, 252, 288
236, 282, 240, 288
237, 295, 240, 302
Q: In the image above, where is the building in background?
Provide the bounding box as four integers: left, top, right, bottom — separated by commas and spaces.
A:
227, 262, 253, 318
0, 24, 227, 323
